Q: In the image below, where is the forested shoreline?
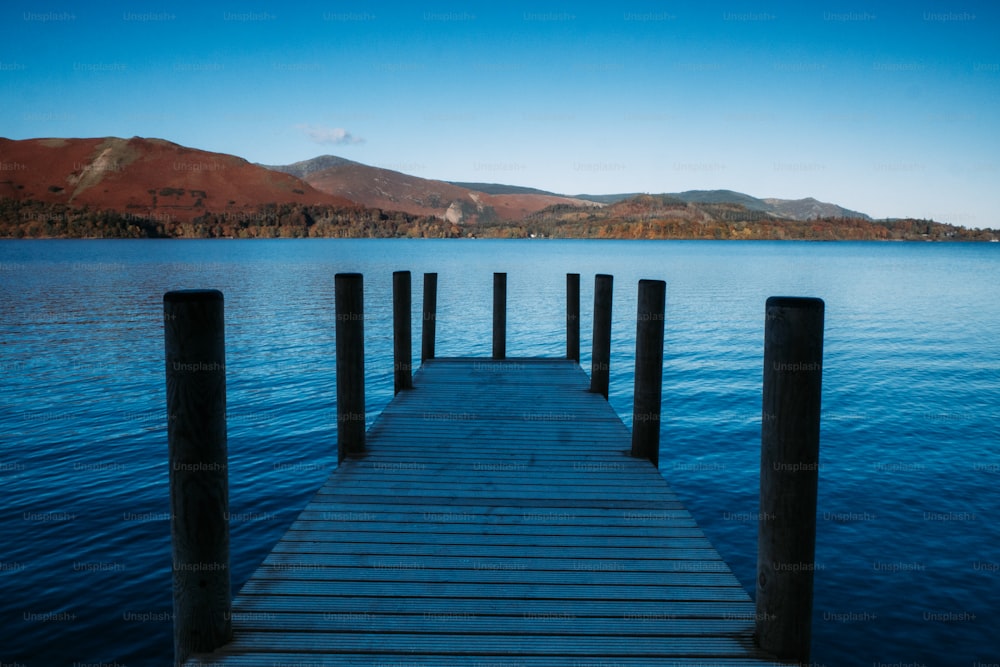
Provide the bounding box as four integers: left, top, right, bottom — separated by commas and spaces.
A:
1, 198, 995, 241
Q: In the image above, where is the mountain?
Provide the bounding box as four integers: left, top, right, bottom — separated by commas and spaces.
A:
571, 193, 648, 205
668, 190, 870, 220
446, 182, 561, 197
506, 192, 996, 241
761, 197, 870, 221
283, 158, 484, 222
573, 190, 871, 221
261, 156, 602, 223
258, 154, 871, 223
7, 137, 981, 242
262, 155, 360, 179
0, 136, 355, 222
670, 189, 771, 210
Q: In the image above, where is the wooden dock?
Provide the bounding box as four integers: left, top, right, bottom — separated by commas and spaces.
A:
167, 274, 822, 665
185, 358, 787, 666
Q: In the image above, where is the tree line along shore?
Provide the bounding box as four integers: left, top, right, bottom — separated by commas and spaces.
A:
1, 198, 995, 241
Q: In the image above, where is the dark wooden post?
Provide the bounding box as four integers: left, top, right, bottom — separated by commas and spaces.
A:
493, 272, 506, 360
335, 273, 365, 461
631, 280, 666, 466
421, 272, 437, 362
566, 273, 580, 363
393, 270, 413, 393
756, 296, 824, 665
590, 274, 613, 398
163, 289, 232, 665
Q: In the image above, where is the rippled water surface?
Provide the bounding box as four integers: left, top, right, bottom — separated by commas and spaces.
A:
1, 239, 998, 665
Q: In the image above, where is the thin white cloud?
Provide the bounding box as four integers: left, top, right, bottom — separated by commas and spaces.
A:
297, 124, 365, 145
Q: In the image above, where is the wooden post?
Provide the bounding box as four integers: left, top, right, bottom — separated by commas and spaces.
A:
421, 272, 437, 362
756, 296, 824, 664
631, 279, 665, 466
393, 270, 413, 393
566, 273, 580, 363
590, 274, 613, 398
493, 272, 506, 360
335, 273, 365, 461
163, 289, 232, 665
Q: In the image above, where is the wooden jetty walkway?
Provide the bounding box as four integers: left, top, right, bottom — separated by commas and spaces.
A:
165, 273, 824, 666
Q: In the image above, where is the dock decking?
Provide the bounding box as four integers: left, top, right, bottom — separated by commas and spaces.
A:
187, 358, 786, 666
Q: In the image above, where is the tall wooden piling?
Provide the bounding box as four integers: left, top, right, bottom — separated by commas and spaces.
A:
631, 279, 666, 466
335, 273, 365, 461
493, 272, 506, 360
590, 274, 613, 398
756, 296, 824, 665
421, 272, 437, 362
392, 271, 413, 393
566, 273, 580, 363
163, 289, 232, 665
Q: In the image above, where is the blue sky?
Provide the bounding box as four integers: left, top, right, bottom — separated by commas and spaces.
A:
2, 1, 998, 226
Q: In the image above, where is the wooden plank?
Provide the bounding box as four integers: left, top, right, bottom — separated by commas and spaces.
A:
190, 657, 788, 667
340, 457, 652, 468
308, 487, 681, 499
186, 358, 777, 665
232, 596, 762, 618
270, 531, 715, 549
236, 579, 749, 601
302, 494, 690, 510
294, 505, 696, 520
259, 553, 730, 572
295, 509, 689, 523
213, 631, 772, 656
269, 541, 727, 561
221, 610, 757, 635
246, 565, 740, 586
285, 520, 706, 538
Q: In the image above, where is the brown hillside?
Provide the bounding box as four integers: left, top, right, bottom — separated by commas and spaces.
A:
304, 163, 473, 219
485, 192, 603, 221
0, 136, 356, 221
301, 162, 599, 223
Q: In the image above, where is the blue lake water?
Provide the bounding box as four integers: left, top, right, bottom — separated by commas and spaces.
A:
1, 239, 998, 666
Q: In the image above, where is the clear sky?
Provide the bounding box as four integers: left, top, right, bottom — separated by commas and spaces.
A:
2, 1, 998, 227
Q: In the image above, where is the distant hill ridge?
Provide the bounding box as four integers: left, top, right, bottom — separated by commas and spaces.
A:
446, 182, 565, 197
10, 137, 970, 244
1, 136, 991, 239
245, 149, 885, 223
261, 155, 361, 179
569, 190, 871, 221
0, 136, 355, 222
261, 155, 870, 221
447, 184, 868, 221
256, 155, 600, 224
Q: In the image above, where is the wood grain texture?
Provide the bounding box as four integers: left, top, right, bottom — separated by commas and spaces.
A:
164, 289, 232, 664
566, 272, 580, 362
185, 358, 780, 665
421, 272, 437, 362
756, 297, 824, 663
590, 274, 613, 398
334, 273, 365, 461
493, 272, 506, 360
392, 270, 413, 393
631, 279, 666, 466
